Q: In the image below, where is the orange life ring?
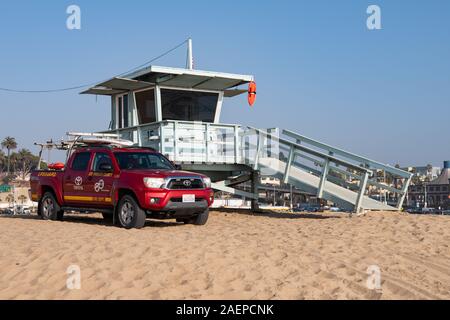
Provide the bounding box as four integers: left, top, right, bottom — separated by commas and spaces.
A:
48, 162, 65, 170
248, 81, 256, 106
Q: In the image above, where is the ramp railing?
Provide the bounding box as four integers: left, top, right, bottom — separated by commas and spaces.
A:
281, 130, 412, 209
241, 127, 378, 212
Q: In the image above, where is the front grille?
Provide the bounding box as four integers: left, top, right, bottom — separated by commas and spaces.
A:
166, 177, 204, 190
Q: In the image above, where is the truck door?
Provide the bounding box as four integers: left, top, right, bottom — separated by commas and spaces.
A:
63, 151, 93, 206
87, 152, 115, 207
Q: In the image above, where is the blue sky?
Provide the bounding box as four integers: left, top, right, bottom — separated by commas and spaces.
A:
0, 0, 449, 166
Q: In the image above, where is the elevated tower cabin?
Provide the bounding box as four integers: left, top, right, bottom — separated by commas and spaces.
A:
82, 42, 412, 213
82, 56, 261, 207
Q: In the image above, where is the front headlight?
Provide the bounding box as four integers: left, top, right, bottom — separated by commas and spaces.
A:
143, 177, 166, 189
202, 177, 211, 188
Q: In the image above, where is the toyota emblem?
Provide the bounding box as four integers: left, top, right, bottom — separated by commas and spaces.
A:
183, 180, 192, 187
74, 176, 83, 186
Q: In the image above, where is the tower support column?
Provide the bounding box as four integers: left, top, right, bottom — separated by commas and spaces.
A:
251, 170, 260, 211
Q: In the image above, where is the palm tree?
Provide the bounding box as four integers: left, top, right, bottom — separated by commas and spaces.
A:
1, 137, 17, 176
0, 150, 6, 174
15, 149, 38, 180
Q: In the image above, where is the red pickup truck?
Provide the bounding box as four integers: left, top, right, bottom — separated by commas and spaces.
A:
30, 146, 214, 229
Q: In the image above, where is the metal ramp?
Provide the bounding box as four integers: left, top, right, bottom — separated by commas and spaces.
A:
243, 126, 412, 212
104, 120, 413, 213
257, 157, 395, 211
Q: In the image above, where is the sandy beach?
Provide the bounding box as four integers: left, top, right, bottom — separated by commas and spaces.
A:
0, 210, 449, 300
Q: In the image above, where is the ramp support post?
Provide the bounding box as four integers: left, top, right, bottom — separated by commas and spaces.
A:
396, 176, 412, 210
354, 171, 369, 214
316, 158, 330, 198
251, 170, 260, 211
283, 145, 295, 184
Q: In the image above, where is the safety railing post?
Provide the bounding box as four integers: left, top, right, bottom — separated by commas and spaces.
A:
205, 123, 210, 163
253, 130, 263, 170
234, 125, 239, 164
137, 126, 142, 146
173, 121, 178, 162
159, 124, 165, 155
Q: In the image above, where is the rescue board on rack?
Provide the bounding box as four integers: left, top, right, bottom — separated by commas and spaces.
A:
68, 137, 135, 147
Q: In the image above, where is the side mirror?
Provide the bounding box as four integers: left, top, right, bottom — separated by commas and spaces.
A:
99, 163, 113, 172
174, 164, 182, 170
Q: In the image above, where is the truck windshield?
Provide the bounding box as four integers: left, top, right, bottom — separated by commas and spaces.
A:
114, 152, 174, 170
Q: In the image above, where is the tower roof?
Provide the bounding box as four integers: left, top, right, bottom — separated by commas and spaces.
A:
81, 65, 254, 96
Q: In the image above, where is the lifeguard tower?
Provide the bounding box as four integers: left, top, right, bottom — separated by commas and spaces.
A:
82, 40, 412, 213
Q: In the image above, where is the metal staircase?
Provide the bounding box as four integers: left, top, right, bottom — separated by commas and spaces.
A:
104, 120, 413, 213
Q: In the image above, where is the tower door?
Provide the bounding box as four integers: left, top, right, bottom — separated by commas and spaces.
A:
117, 94, 129, 128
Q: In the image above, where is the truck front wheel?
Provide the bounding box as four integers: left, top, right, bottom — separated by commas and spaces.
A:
184, 209, 209, 226
39, 192, 64, 221
117, 195, 146, 229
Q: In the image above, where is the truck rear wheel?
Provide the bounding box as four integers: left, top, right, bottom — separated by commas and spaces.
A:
39, 192, 63, 221
185, 209, 209, 226
117, 195, 146, 229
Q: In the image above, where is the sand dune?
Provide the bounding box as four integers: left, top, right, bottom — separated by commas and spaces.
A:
0, 210, 449, 300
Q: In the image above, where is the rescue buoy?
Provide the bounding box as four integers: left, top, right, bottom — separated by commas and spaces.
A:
48, 162, 65, 170
248, 81, 256, 106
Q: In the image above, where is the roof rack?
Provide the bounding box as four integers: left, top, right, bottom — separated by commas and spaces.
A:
34, 140, 71, 170
34, 132, 137, 170
67, 132, 120, 139
66, 132, 134, 147
64, 132, 135, 162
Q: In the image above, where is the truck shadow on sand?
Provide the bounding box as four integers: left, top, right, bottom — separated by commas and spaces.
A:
0, 214, 181, 228
212, 208, 342, 220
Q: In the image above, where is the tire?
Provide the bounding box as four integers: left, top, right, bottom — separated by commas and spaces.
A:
39, 192, 63, 221
186, 209, 209, 226
117, 195, 146, 229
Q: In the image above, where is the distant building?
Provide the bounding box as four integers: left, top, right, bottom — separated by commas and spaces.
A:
408, 161, 450, 209
260, 177, 281, 186
403, 165, 441, 182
